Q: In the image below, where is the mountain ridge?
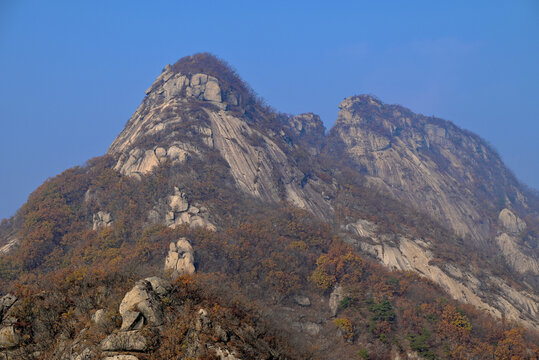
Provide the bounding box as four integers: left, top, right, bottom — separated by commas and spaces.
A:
105, 53, 538, 326
0, 53, 538, 359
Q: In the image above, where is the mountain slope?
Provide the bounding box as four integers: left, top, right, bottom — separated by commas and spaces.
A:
0, 53, 538, 359
104, 54, 538, 327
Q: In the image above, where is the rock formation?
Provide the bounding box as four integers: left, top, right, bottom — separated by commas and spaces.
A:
164, 238, 195, 277
329, 95, 519, 244
0, 294, 20, 350
329, 285, 344, 317
106, 59, 333, 219
118, 278, 169, 329
328, 95, 538, 326
92, 211, 113, 230
163, 188, 215, 230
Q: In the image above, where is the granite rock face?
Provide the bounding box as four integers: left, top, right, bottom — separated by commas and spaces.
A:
329, 96, 537, 272
107, 61, 333, 220
330, 95, 498, 243
350, 232, 539, 328
498, 208, 527, 234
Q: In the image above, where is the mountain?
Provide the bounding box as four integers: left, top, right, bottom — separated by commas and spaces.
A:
0, 53, 537, 359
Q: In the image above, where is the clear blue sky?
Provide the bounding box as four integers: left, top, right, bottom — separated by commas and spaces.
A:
1, 0, 538, 219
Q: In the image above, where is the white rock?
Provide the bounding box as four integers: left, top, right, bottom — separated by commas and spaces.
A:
93, 211, 112, 230
0, 236, 19, 255
169, 188, 189, 213
167, 145, 189, 162
293, 295, 311, 307
120, 310, 144, 331
498, 208, 526, 234
155, 147, 167, 159
91, 309, 106, 327
164, 238, 196, 277
301, 321, 321, 336
204, 79, 222, 102
329, 284, 343, 316
104, 356, 139, 360
145, 276, 171, 297
119, 280, 163, 327
0, 326, 20, 349
190, 73, 208, 86
0, 294, 17, 312
101, 331, 148, 351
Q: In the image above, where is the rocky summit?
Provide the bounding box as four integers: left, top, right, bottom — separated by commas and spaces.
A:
0, 53, 538, 359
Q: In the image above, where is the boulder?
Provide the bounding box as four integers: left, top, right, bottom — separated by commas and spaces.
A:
154, 147, 167, 159
0, 326, 20, 349
119, 280, 163, 328
329, 284, 344, 316
120, 310, 144, 331
214, 346, 240, 360
203, 78, 222, 102
68, 346, 93, 360
100, 331, 148, 352
168, 188, 189, 213
103, 356, 139, 360
93, 211, 113, 230
165, 238, 195, 277
91, 309, 107, 328
293, 295, 311, 307
0, 294, 17, 317
145, 276, 171, 297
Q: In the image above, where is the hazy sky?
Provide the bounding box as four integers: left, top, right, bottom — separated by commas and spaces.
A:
1, 1, 538, 219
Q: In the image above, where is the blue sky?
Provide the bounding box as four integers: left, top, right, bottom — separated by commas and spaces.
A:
1, 0, 538, 219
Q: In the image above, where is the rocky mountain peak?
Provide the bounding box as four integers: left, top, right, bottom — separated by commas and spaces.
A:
339, 94, 383, 109
289, 113, 326, 138
141, 53, 254, 111
106, 54, 333, 219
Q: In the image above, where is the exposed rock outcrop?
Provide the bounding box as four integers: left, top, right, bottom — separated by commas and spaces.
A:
0, 326, 20, 350
293, 295, 311, 307
165, 238, 195, 277
164, 188, 216, 230
103, 355, 139, 360
100, 56, 538, 330
181, 308, 241, 360
329, 285, 344, 317
101, 331, 149, 352
286, 113, 326, 155
0, 295, 20, 350
100, 277, 171, 354
91, 309, 106, 328
107, 60, 333, 220
329, 95, 527, 245
92, 211, 112, 230
0, 236, 18, 256
498, 208, 527, 234
346, 230, 539, 328
119, 278, 168, 329
495, 209, 538, 274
